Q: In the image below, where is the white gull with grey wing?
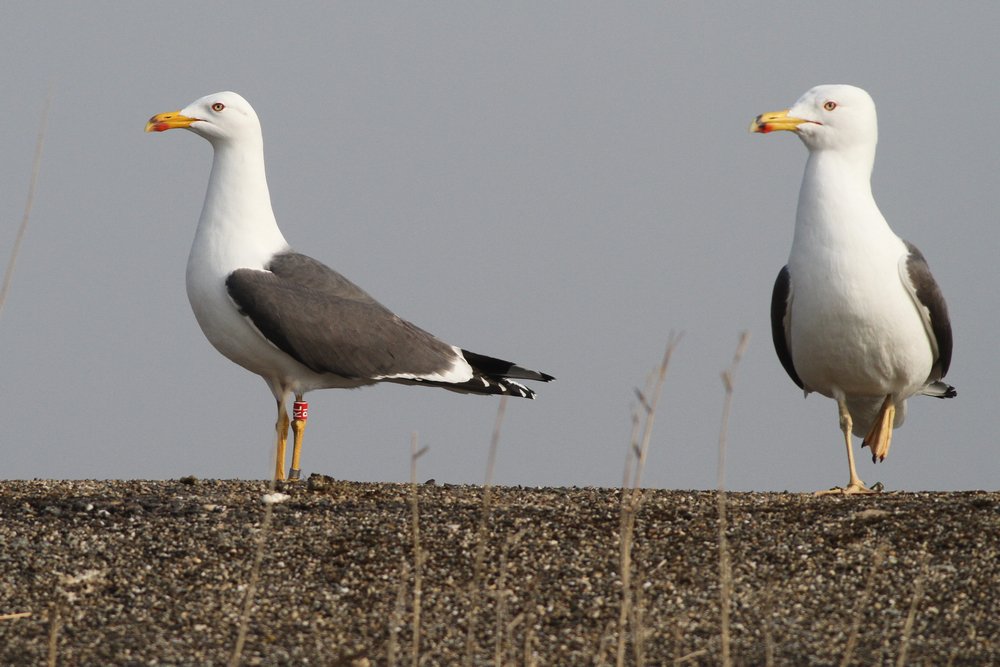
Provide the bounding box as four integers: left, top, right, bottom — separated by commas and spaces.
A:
752, 84, 954, 494
146, 92, 553, 481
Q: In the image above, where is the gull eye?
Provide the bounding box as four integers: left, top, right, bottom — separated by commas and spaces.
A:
211, 102, 225, 112
823, 101, 837, 111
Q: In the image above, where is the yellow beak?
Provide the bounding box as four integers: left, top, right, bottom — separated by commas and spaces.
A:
145, 111, 199, 133
749, 109, 811, 134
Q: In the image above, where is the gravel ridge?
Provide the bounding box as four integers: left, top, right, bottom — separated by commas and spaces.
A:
0, 478, 997, 665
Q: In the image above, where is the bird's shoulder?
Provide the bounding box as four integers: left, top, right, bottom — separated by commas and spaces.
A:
255, 250, 381, 304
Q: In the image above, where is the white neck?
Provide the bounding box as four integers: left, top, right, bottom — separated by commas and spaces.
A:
791, 146, 892, 252
189, 136, 290, 275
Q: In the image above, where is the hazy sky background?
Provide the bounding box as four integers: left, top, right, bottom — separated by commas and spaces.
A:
1, 3, 996, 491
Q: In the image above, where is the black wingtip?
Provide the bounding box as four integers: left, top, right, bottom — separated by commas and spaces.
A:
924, 380, 957, 399
460, 349, 554, 383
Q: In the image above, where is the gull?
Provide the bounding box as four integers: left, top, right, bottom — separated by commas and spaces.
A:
146, 92, 553, 481
751, 84, 955, 494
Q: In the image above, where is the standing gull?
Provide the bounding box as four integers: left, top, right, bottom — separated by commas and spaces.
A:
751, 84, 955, 495
146, 91, 553, 481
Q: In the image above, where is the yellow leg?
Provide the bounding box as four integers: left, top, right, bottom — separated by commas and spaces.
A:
274, 399, 290, 482
816, 400, 875, 496
862, 395, 895, 463
288, 394, 307, 481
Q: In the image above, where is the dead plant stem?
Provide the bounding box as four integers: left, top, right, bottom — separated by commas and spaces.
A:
229, 482, 277, 667
46, 603, 59, 667
464, 396, 508, 667
0, 90, 50, 324
0, 612, 31, 621
717, 331, 750, 667
896, 551, 929, 667
839, 543, 887, 667
410, 433, 428, 667
617, 335, 681, 667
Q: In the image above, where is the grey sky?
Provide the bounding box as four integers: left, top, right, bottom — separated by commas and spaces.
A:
1, 3, 996, 491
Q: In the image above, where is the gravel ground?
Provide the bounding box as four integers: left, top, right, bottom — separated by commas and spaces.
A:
0, 478, 997, 666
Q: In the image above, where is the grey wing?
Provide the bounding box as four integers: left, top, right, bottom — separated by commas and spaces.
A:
226, 251, 464, 380
900, 241, 953, 384
771, 265, 803, 390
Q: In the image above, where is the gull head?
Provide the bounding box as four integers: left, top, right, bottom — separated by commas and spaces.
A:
145, 91, 261, 146
751, 84, 878, 152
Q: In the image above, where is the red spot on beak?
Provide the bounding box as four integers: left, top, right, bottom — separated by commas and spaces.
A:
149, 122, 170, 132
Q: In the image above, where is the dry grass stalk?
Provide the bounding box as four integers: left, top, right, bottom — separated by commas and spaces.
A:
387, 559, 412, 667
672, 617, 707, 667
45, 569, 106, 667
839, 543, 887, 667
228, 482, 277, 667
621, 411, 642, 491
523, 607, 537, 667
410, 433, 428, 667
672, 617, 683, 667
896, 551, 929, 667
631, 576, 647, 666
494, 529, 525, 667
675, 649, 709, 664
617, 335, 681, 667
464, 396, 508, 667
717, 331, 750, 667
0, 611, 31, 621
0, 90, 49, 323
616, 481, 641, 667
596, 619, 616, 667
760, 584, 776, 667
630, 334, 681, 490
46, 603, 59, 667
505, 611, 525, 666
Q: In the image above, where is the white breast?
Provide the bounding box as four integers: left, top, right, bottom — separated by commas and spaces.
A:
787, 155, 933, 400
